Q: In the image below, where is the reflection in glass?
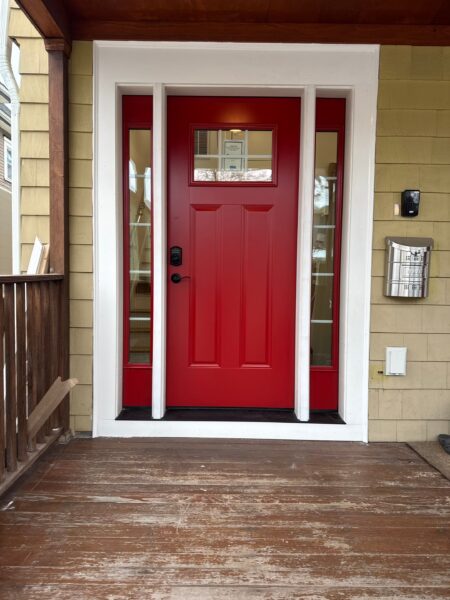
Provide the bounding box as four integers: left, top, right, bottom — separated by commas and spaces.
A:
311, 132, 338, 366
128, 129, 152, 364
194, 129, 273, 182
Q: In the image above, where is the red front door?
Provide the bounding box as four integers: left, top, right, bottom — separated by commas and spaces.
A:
166, 97, 300, 408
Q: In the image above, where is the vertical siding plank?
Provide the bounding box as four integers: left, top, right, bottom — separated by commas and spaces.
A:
16, 284, 28, 462
26, 283, 36, 451
49, 281, 60, 429
42, 281, 52, 435
57, 280, 66, 428
4, 285, 17, 472
36, 283, 45, 444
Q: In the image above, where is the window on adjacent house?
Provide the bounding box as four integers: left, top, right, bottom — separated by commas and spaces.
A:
4, 138, 12, 182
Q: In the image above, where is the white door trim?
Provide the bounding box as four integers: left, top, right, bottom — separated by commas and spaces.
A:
295, 86, 315, 422
93, 42, 379, 441
151, 83, 167, 420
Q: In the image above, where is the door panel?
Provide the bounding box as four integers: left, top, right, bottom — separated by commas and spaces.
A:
241, 206, 272, 366
190, 204, 220, 365
167, 97, 300, 408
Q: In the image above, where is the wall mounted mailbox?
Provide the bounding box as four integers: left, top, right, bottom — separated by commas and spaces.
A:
385, 237, 433, 298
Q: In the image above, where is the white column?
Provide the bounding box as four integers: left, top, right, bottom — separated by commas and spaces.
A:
151, 83, 167, 419
295, 86, 316, 422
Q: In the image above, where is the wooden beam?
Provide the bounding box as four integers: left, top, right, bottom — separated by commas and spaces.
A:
0, 274, 63, 284
16, 0, 71, 46
72, 20, 450, 46
47, 46, 69, 276
27, 377, 78, 439
47, 44, 70, 431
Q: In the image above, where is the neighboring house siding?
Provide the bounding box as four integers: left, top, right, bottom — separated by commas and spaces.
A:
10, 4, 93, 432
369, 46, 450, 441
0, 130, 12, 274
0, 192, 12, 273
0, 133, 12, 190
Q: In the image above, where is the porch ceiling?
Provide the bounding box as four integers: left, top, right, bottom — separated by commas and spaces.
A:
16, 0, 450, 47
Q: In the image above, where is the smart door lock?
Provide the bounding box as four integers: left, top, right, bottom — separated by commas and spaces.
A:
170, 246, 183, 266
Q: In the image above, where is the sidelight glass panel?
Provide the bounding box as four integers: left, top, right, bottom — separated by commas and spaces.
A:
310, 132, 338, 366
128, 129, 152, 364
194, 129, 273, 182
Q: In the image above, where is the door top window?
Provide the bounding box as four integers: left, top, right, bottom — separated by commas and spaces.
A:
193, 128, 273, 183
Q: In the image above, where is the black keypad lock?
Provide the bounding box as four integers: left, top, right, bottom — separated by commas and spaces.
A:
170, 246, 183, 267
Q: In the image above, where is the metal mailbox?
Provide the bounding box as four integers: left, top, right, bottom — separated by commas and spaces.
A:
384, 237, 433, 298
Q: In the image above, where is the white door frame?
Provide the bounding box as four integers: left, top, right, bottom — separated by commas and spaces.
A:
93, 42, 379, 441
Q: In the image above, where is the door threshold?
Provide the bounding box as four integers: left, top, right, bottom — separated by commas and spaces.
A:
117, 407, 345, 424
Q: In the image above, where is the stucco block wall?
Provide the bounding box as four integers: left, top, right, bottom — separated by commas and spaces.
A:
10, 3, 93, 432
369, 46, 450, 441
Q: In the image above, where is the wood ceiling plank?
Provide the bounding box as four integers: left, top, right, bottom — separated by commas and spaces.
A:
71, 20, 450, 46
63, 0, 450, 26
431, 0, 450, 24
65, 0, 272, 23
15, 1, 450, 46
16, 0, 71, 43
266, 0, 322, 23
358, 0, 449, 25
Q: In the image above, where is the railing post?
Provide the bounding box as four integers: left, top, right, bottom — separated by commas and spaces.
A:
4, 285, 17, 472
46, 39, 71, 432
16, 284, 27, 461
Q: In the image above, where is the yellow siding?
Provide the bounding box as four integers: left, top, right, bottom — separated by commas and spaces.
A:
68, 42, 93, 433
21, 187, 49, 215
10, 4, 50, 257
9, 6, 40, 38
369, 46, 450, 441
19, 38, 48, 74
20, 104, 49, 131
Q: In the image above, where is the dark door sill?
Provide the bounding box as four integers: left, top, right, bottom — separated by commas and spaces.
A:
117, 407, 345, 425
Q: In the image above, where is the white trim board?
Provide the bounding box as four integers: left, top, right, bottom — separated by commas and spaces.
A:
93, 42, 379, 441
95, 420, 364, 442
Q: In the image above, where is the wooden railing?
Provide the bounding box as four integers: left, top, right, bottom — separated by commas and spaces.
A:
0, 274, 76, 494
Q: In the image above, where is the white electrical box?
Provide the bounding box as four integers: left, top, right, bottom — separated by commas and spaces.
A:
385, 347, 407, 376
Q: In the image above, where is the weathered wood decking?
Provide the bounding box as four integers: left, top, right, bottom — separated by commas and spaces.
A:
0, 438, 449, 599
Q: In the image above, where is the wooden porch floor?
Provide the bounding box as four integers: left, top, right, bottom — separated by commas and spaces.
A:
0, 438, 449, 599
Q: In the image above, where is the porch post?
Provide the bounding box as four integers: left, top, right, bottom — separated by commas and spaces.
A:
45, 39, 71, 431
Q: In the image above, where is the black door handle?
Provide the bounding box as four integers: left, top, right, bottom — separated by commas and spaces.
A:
171, 273, 190, 284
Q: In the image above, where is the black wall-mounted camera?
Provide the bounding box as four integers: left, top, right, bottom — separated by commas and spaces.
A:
401, 190, 420, 217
